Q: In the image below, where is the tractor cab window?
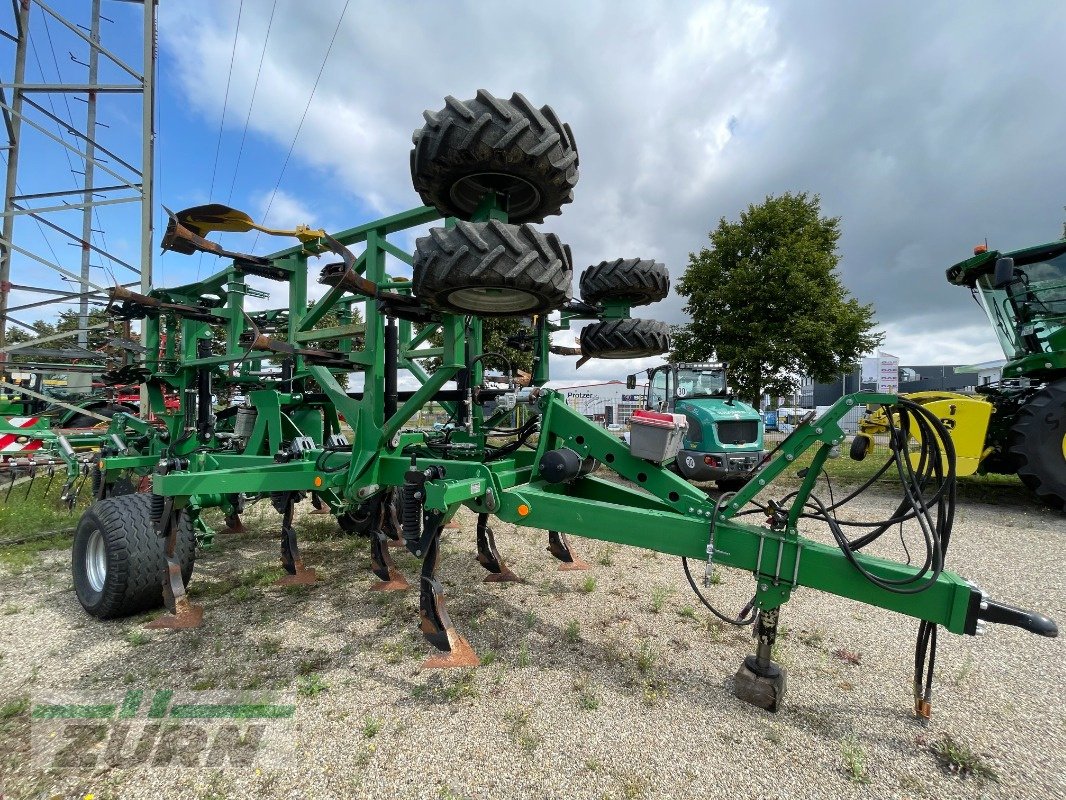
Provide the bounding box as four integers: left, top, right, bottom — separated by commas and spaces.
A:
648, 367, 670, 411
675, 366, 726, 399
977, 248, 1066, 358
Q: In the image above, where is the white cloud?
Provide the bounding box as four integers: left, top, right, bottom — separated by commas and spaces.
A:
157, 0, 1066, 379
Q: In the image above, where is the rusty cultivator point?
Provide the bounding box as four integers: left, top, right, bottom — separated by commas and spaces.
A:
70, 90, 1056, 716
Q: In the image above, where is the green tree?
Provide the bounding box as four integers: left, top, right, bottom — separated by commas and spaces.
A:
674, 192, 882, 405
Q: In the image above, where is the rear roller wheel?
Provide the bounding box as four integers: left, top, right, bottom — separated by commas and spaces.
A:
413, 220, 572, 316
579, 258, 669, 307
579, 318, 670, 359
410, 90, 579, 223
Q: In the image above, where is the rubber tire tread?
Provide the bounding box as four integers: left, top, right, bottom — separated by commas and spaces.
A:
579, 258, 669, 306
72, 492, 196, 619
413, 219, 572, 317
579, 318, 670, 359
1007, 379, 1066, 510
410, 89, 579, 223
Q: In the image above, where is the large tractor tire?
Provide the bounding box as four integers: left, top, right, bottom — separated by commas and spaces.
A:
72, 493, 196, 619
579, 259, 669, 307
1007, 379, 1066, 510
579, 318, 670, 359
410, 90, 579, 223
413, 220, 572, 316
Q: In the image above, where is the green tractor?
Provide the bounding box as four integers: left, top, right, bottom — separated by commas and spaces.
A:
942, 239, 1066, 509
628, 361, 764, 490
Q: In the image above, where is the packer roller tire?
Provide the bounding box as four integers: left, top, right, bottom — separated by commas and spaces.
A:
579, 318, 670, 359
1007, 378, 1066, 511
72, 492, 196, 619
579, 258, 669, 307
410, 89, 579, 223
413, 219, 572, 316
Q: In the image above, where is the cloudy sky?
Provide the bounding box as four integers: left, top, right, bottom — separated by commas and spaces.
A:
9, 1, 1066, 386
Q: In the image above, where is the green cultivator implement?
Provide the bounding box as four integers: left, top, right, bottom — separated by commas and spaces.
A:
73, 90, 1056, 716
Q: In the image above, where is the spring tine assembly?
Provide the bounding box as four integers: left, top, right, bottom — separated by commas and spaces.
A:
475, 513, 522, 583
418, 524, 479, 668
547, 530, 589, 571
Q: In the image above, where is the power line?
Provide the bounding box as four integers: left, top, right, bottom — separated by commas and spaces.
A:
225, 0, 278, 207
207, 0, 244, 199
198, 0, 245, 278
253, 0, 350, 251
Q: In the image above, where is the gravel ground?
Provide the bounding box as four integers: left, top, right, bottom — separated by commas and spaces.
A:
0, 484, 1063, 800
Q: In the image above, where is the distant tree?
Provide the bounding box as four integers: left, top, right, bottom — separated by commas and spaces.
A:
674, 192, 883, 405
1061, 205, 1065, 239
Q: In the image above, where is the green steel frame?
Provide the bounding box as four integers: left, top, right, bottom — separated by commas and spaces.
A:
89, 199, 1056, 713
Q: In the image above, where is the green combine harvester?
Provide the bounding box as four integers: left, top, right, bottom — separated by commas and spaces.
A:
72, 90, 1055, 719
862, 239, 1066, 510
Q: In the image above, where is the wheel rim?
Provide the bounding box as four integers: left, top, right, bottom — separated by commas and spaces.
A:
85, 528, 107, 593
446, 286, 542, 314
449, 172, 541, 218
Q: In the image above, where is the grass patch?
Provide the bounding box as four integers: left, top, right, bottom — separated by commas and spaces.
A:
0, 533, 71, 573
125, 629, 150, 647
441, 671, 478, 703
0, 694, 30, 719
928, 733, 998, 782
516, 643, 531, 667
580, 575, 597, 594
840, 735, 871, 784
677, 605, 698, 622
297, 673, 328, 698
362, 716, 383, 738
649, 587, 668, 613
563, 619, 581, 644
503, 707, 541, 751
0, 477, 90, 539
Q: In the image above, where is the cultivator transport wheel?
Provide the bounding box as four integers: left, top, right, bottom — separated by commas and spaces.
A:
413, 220, 573, 316
66, 403, 136, 430
72, 493, 195, 619
1008, 378, 1066, 510
579, 258, 670, 307
579, 318, 670, 359
410, 89, 579, 223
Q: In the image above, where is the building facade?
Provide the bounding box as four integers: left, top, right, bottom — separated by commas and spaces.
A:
548, 380, 647, 425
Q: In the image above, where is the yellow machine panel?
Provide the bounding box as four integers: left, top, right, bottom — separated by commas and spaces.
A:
860, 391, 993, 476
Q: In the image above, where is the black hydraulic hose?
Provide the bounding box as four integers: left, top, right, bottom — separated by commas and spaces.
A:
384, 316, 398, 420
681, 556, 757, 626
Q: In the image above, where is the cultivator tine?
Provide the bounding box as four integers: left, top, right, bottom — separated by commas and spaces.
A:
223, 511, 245, 534
369, 530, 410, 592
368, 491, 409, 590
547, 530, 589, 571
222, 493, 245, 533
22, 463, 36, 500
476, 513, 522, 583
147, 505, 204, 630
3, 469, 16, 503
384, 487, 406, 547
419, 525, 479, 668
274, 492, 317, 587
43, 465, 56, 499
310, 492, 331, 515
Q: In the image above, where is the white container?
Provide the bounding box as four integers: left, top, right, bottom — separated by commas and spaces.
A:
628, 409, 688, 463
